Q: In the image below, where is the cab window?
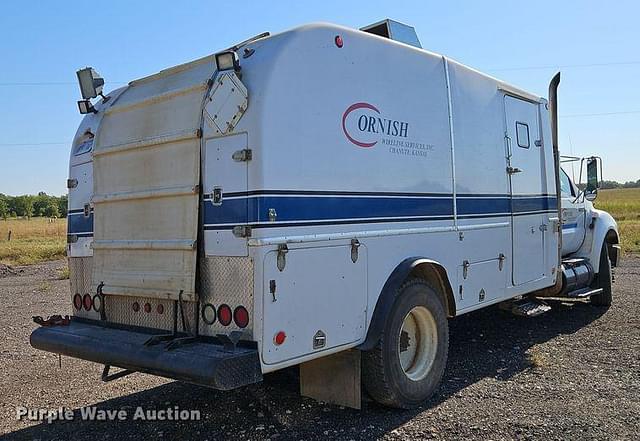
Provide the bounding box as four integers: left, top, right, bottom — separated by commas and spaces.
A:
560, 169, 575, 197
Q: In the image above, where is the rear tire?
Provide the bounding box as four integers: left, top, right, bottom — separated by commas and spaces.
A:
362, 278, 449, 409
591, 242, 612, 307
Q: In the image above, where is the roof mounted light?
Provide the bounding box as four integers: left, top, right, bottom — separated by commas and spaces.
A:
76, 67, 105, 100
77, 99, 97, 114
76, 66, 108, 115
215, 51, 240, 72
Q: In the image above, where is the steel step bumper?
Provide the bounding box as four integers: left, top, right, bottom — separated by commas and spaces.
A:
30, 320, 262, 390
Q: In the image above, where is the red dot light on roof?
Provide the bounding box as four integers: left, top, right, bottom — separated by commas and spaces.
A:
218, 304, 232, 326
233, 306, 249, 328
144, 303, 152, 313
335, 35, 343, 48
82, 294, 92, 311
274, 331, 286, 346
132, 301, 140, 312
73, 293, 82, 310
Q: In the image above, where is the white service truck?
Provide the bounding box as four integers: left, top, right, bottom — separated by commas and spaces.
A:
31, 20, 620, 409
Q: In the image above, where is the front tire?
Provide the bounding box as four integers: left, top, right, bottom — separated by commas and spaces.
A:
591, 242, 612, 307
362, 278, 449, 409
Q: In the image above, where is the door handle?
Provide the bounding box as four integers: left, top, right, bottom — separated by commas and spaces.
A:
507, 166, 523, 174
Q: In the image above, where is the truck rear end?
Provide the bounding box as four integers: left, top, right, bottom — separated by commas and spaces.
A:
32, 49, 262, 390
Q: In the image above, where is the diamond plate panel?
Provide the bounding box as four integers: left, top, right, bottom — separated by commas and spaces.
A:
69, 257, 100, 320
104, 295, 196, 333
199, 256, 254, 337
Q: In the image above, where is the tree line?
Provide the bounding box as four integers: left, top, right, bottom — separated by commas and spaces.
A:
599, 179, 640, 190
0, 193, 68, 220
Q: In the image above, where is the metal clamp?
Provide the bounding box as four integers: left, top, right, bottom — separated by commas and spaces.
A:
277, 244, 288, 272
462, 260, 470, 279
350, 239, 360, 263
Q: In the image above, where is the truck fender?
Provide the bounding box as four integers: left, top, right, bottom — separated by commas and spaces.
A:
588, 209, 620, 269
358, 257, 455, 351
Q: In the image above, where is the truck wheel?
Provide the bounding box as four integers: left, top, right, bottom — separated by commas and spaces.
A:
362, 278, 448, 409
591, 242, 612, 307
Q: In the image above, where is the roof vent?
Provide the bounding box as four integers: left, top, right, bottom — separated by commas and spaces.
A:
360, 19, 422, 49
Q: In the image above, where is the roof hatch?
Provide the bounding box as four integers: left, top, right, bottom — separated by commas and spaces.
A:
360, 19, 422, 49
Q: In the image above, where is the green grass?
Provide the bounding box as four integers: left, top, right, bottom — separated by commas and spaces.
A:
594, 188, 640, 254
0, 218, 67, 266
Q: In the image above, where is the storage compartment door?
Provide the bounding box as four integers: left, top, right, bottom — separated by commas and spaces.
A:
202, 133, 249, 257
262, 245, 367, 365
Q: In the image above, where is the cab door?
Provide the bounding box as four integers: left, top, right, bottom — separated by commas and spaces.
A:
559, 168, 586, 255
505, 96, 546, 285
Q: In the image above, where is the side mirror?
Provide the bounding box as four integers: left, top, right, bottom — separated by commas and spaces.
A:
585, 157, 600, 201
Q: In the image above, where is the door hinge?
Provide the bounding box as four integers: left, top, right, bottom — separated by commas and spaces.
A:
462, 260, 470, 279
498, 253, 505, 271
232, 225, 251, 238
232, 149, 252, 162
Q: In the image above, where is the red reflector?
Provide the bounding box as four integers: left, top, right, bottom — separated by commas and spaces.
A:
82, 294, 92, 311
274, 331, 286, 346
233, 306, 249, 328
218, 304, 232, 326
132, 301, 140, 312
144, 303, 152, 313
156, 304, 164, 314
335, 35, 343, 48
73, 293, 82, 310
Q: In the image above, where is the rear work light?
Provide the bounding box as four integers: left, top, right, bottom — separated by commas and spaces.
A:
73, 293, 82, 310
92, 294, 102, 312
217, 304, 232, 326
82, 294, 92, 311
202, 303, 216, 325
233, 306, 249, 328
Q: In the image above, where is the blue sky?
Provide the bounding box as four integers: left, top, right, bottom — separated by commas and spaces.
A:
1, 0, 638, 196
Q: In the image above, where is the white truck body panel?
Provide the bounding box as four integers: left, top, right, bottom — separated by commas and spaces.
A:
62, 22, 618, 376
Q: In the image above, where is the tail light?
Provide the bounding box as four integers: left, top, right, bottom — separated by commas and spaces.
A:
233, 306, 249, 328
73, 293, 82, 310
82, 294, 92, 311
217, 304, 232, 326
144, 303, 152, 313
132, 301, 140, 312
156, 304, 164, 314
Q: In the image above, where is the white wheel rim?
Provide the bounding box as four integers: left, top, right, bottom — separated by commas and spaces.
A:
398, 306, 438, 381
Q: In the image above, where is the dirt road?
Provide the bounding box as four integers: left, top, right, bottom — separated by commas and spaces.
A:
1, 257, 639, 440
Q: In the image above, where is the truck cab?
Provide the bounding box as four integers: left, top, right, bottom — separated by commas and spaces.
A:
559, 161, 620, 268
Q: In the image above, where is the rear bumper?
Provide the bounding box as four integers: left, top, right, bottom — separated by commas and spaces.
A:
30, 320, 262, 390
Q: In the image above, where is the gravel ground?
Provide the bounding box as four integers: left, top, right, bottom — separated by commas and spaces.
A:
1, 257, 639, 440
